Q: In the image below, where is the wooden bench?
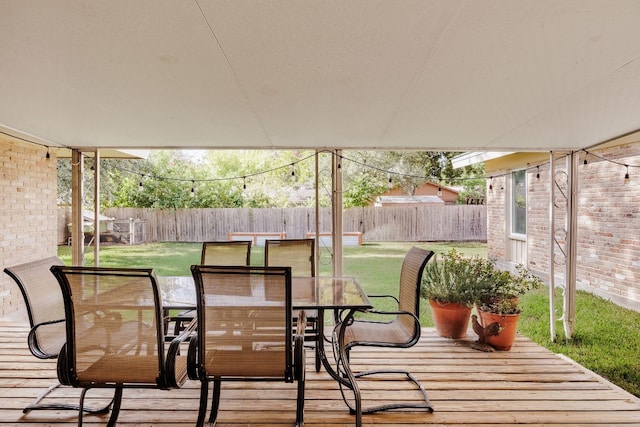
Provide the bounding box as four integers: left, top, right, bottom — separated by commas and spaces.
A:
306, 232, 362, 247
228, 232, 287, 247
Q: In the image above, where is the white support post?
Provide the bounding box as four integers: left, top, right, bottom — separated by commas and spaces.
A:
93, 150, 100, 266
71, 150, 84, 266
332, 150, 344, 277
548, 151, 578, 340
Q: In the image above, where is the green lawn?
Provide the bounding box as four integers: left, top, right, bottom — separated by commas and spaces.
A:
59, 241, 640, 397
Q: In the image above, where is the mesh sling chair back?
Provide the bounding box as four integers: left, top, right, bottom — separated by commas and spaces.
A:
264, 238, 321, 371
188, 265, 305, 427
169, 240, 253, 335
50, 266, 194, 427
337, 246, 435, 416
3, 256, 111, 414
201, 240, 252, 265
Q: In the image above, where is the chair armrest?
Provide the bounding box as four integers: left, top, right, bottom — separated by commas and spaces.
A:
164, 317, 197, 388
336, 294, 399, 323
357, 309, 421, 329
368, 293, 400, 305
187, 335, 199, 381
56, 343, 73, 386
293, 332, 306, 382
295, 310, 307, 336
28, 318, 65, 359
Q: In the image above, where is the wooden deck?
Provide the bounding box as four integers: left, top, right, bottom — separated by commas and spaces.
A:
1, 322, 639, 426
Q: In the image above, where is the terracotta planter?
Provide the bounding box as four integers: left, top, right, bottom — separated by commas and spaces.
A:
429, 300, 472, 339
477, 308, 520, 351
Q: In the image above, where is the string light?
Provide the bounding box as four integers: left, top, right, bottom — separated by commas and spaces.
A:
437, 181, 442, 197
45, 148, 50, 159
190, 181, 195, 197
583, 151, 588, 165
243, 176, 247, 190
93, 148, 640, 196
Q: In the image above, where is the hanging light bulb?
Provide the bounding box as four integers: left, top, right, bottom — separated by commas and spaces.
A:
45, 148, 50, 159
624, 165, 630, 183
291, 163, 295, 178
139, 175, 144, 191
536, 166, 540, 180
243, 176, 247, 190
489, 177, 493, 191
190, 181, 195, 197
583, 152, 588, 165
437, 182, 442, 197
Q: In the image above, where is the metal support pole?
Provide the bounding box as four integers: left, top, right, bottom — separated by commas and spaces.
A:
93, 150, 100, 266
549, 152, 556, 340
332, 150, 344, 277
315, 150, 320, 276
564, 152, 578, 338
548, 151, 578, 340
71, 150, 84, 266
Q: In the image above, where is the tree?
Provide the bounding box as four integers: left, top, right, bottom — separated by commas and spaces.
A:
57, 149, 485, 210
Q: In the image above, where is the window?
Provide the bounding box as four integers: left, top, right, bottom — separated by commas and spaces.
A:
511, 169, 526, 235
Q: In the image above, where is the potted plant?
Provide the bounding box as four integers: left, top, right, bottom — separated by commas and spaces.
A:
421, 249, 485, 338
475, 263, 543, 350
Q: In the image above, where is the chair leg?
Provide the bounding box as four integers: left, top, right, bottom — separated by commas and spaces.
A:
106, 387, 123, 427
196, 379, 208, 427
315, 343, 321, 373
23, 381, 112, 414
339, 368, 434, 415
296, 372, 305, 427
209, 379, 222, 425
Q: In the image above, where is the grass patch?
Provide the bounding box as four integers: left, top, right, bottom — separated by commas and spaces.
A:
59, 240, 640, 397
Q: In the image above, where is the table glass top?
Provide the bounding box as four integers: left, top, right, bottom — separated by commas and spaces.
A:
158, 276, 371, 310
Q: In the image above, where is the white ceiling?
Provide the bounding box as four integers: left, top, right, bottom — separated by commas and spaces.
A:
2, 0, 640, 152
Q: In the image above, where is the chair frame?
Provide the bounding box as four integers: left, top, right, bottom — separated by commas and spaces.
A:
265, 238, 322, 372
51, 265, 194, 427
3, 256, 112, 415
335, 246, 435, 417
168, 240, 252, 336
189, 265, 305, 427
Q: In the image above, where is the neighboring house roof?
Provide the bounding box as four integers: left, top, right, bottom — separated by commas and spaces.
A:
375, 195, 445, 207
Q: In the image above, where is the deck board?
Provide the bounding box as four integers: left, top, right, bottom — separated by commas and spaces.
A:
0, 323, 638, 426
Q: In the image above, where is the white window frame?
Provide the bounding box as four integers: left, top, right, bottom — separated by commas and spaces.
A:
509, 168, 527, 240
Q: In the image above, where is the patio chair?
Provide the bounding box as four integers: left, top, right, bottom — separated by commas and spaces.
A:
169, 240, 252, 335
188, 265, 305, 427
50, 265, 194, 427
265, 238, 322, 371
335, 246, 435, 416
3, 256, 111, 414
201, 240, 252, 265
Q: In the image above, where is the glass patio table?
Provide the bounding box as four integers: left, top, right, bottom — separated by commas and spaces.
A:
158, 275, 373, 426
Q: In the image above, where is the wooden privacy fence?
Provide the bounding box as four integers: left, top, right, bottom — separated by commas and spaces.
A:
103, 205, 486, 243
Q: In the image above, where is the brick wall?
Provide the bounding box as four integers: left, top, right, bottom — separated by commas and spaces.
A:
486, 175, 507, 260
0, 135, 58, 318
575, 143, 640, 310
486, 141, 640, 312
